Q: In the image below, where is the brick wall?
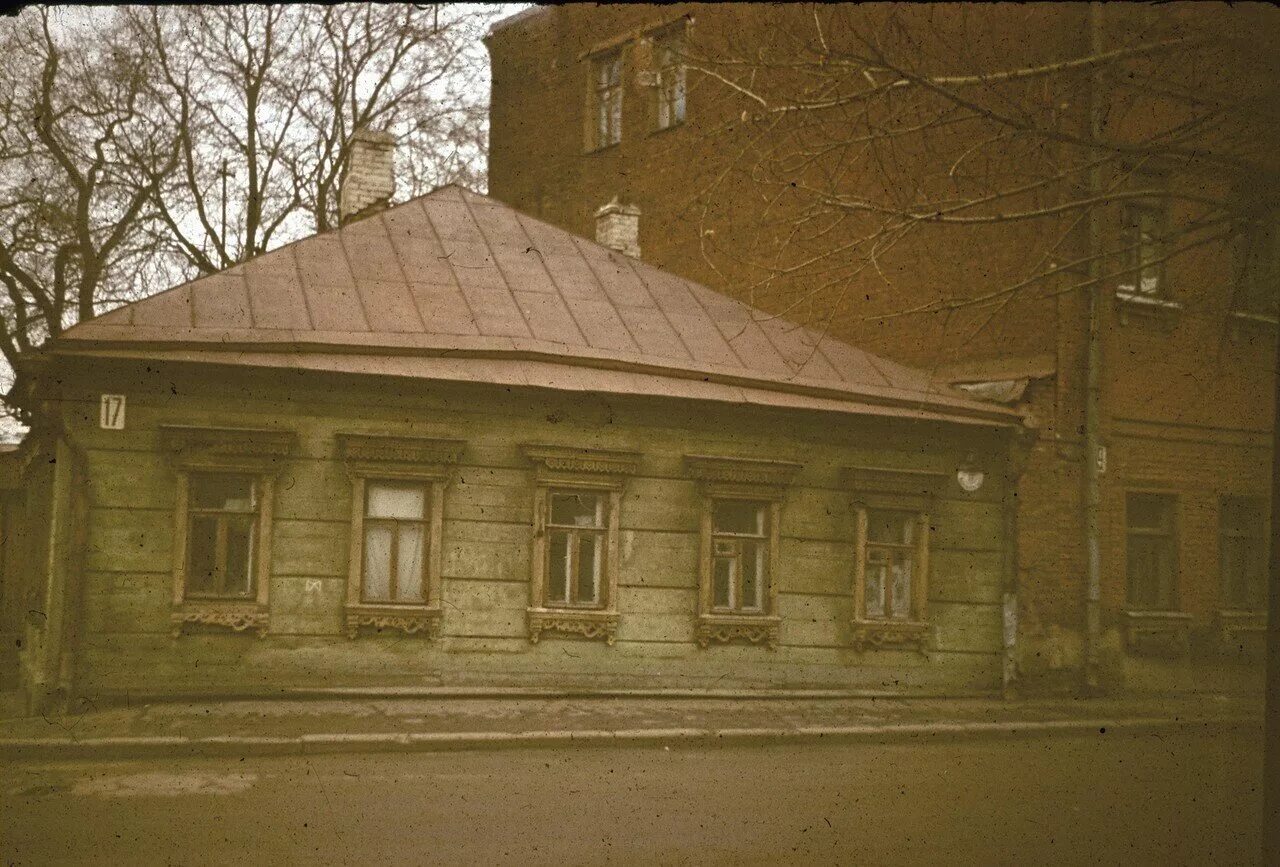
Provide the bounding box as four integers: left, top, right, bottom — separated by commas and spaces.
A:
486, 3, 1277, 691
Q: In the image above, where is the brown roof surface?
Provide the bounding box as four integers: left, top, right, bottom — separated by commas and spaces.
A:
56, 185, 1019, 427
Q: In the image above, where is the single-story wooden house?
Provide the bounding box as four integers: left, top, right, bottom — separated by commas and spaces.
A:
8, 157, 1027, 709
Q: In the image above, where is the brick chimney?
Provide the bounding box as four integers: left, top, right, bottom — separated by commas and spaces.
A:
595, 197, 641, 258
339, 129, 396, 225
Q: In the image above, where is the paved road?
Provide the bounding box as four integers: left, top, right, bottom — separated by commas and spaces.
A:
1, 729, 1264, 866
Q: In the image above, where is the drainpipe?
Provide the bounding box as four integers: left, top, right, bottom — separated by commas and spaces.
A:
1264, 226, 1280, 863
1081, 1, 1106, 696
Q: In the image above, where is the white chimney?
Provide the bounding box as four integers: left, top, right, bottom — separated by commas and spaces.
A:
339, 129, 396, 225
595, 197, 641, 258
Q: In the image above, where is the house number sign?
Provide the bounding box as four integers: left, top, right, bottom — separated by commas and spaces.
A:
100, 394, 126, 430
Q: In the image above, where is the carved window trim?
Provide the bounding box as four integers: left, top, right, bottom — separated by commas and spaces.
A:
161, 425, 297, 638
337, 433, 464, 639
841, 466, 946, 654
686, 455, 801, 650
523, 445, 639, 646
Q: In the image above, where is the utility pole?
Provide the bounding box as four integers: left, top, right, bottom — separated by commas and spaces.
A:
1081, 2, 1106, 696
219, 159, 231, 264
1264, 194, 1280, 867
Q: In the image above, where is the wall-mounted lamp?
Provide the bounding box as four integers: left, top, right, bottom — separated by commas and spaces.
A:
956, 454, 985, 493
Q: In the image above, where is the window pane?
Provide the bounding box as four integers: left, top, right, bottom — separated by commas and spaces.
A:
188, 515, 221, 595
714, 501, 765, 536
574, 533, 602, 605
548, 531, 570, 604
741, 539, 764, 610
1127, 493, 1170, 532
1127, 536, 1174, 609
889, 551, 912, 620
223, 514, 255, 598
865, 550, 887, 618
191, 474, 255, 511
867, 510, 914, 545
550, 492, 603, 527
363, 522, 393, 602
367, 482, 425, 520
712, 556, 733, 608
396, 525, 426, 602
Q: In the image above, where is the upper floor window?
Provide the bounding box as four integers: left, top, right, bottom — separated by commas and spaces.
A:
653, 27, 686, 130
1235, 219, 1278, 318
1118, 200, 1167, 298
1126, 492, 1177, 610
186, 473, 259, 601
1220, 496, 1267, 611
592, 50, 623, 149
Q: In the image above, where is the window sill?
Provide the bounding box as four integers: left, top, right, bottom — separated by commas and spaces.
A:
1123, 609, 1192, 656
345, 604, 442, 639
696, 613, 781, 650
583, 140, 621, 156
648, 120, 685, 137
1229, 310, 1278, 326
1216, 608, 1266, 635
528, 607, 619, 645
850, 619, 932, 654
1227, 310, 1278, 344
171, 601, 269, 638
1115, 291, 1181, 327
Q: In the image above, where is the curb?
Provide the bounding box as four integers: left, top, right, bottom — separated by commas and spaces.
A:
0, 715, 1259, 764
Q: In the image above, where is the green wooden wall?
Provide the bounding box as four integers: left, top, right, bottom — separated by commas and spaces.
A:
57, 359, 1013, 696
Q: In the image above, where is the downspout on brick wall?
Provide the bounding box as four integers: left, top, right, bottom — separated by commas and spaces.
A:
1082, 2, 1106, 696
339, 129, 397, 226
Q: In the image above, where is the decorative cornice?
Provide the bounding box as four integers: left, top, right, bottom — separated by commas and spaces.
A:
527, 608, 619, 645
840, 466, 947, 500
170, 604, 269, 638
695, 614, 780, 650
522, 444, 641, 478
160, 425, 296, 462
337, 433, 465, 467
850, 619, 931, 655
684, 455, 802, 487
344, 605, 442, 639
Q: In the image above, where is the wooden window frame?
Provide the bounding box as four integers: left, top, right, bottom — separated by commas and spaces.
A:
1124, 490, 1178, 611
161, 425, 297, 638
338, 434, 464, 639
586, 49, 624, 152
543, 489, 609, 609
523, 445, 639, 645
1216, 495, 1269, 650
841, 466, 946, 654
1233, 218, 1279, 320
686, 455, 801, 650
650, 24, 687, 132
1122, 487, 1191, 655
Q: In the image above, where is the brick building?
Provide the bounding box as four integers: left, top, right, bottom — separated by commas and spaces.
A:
485, 3, 1277, 692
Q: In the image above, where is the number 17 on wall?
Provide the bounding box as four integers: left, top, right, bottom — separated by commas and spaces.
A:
100, 394, 126, 430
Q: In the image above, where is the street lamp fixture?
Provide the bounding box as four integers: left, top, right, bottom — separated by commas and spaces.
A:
956, 454, 985, 493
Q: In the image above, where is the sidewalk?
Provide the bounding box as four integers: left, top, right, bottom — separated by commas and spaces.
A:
0, 691, 1261, 763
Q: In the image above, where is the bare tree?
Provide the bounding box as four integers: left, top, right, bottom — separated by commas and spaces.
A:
0, 7, 176, 423
0, 4, 498, 425
681, 3, 1280, 350
130, 3, 496, 276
